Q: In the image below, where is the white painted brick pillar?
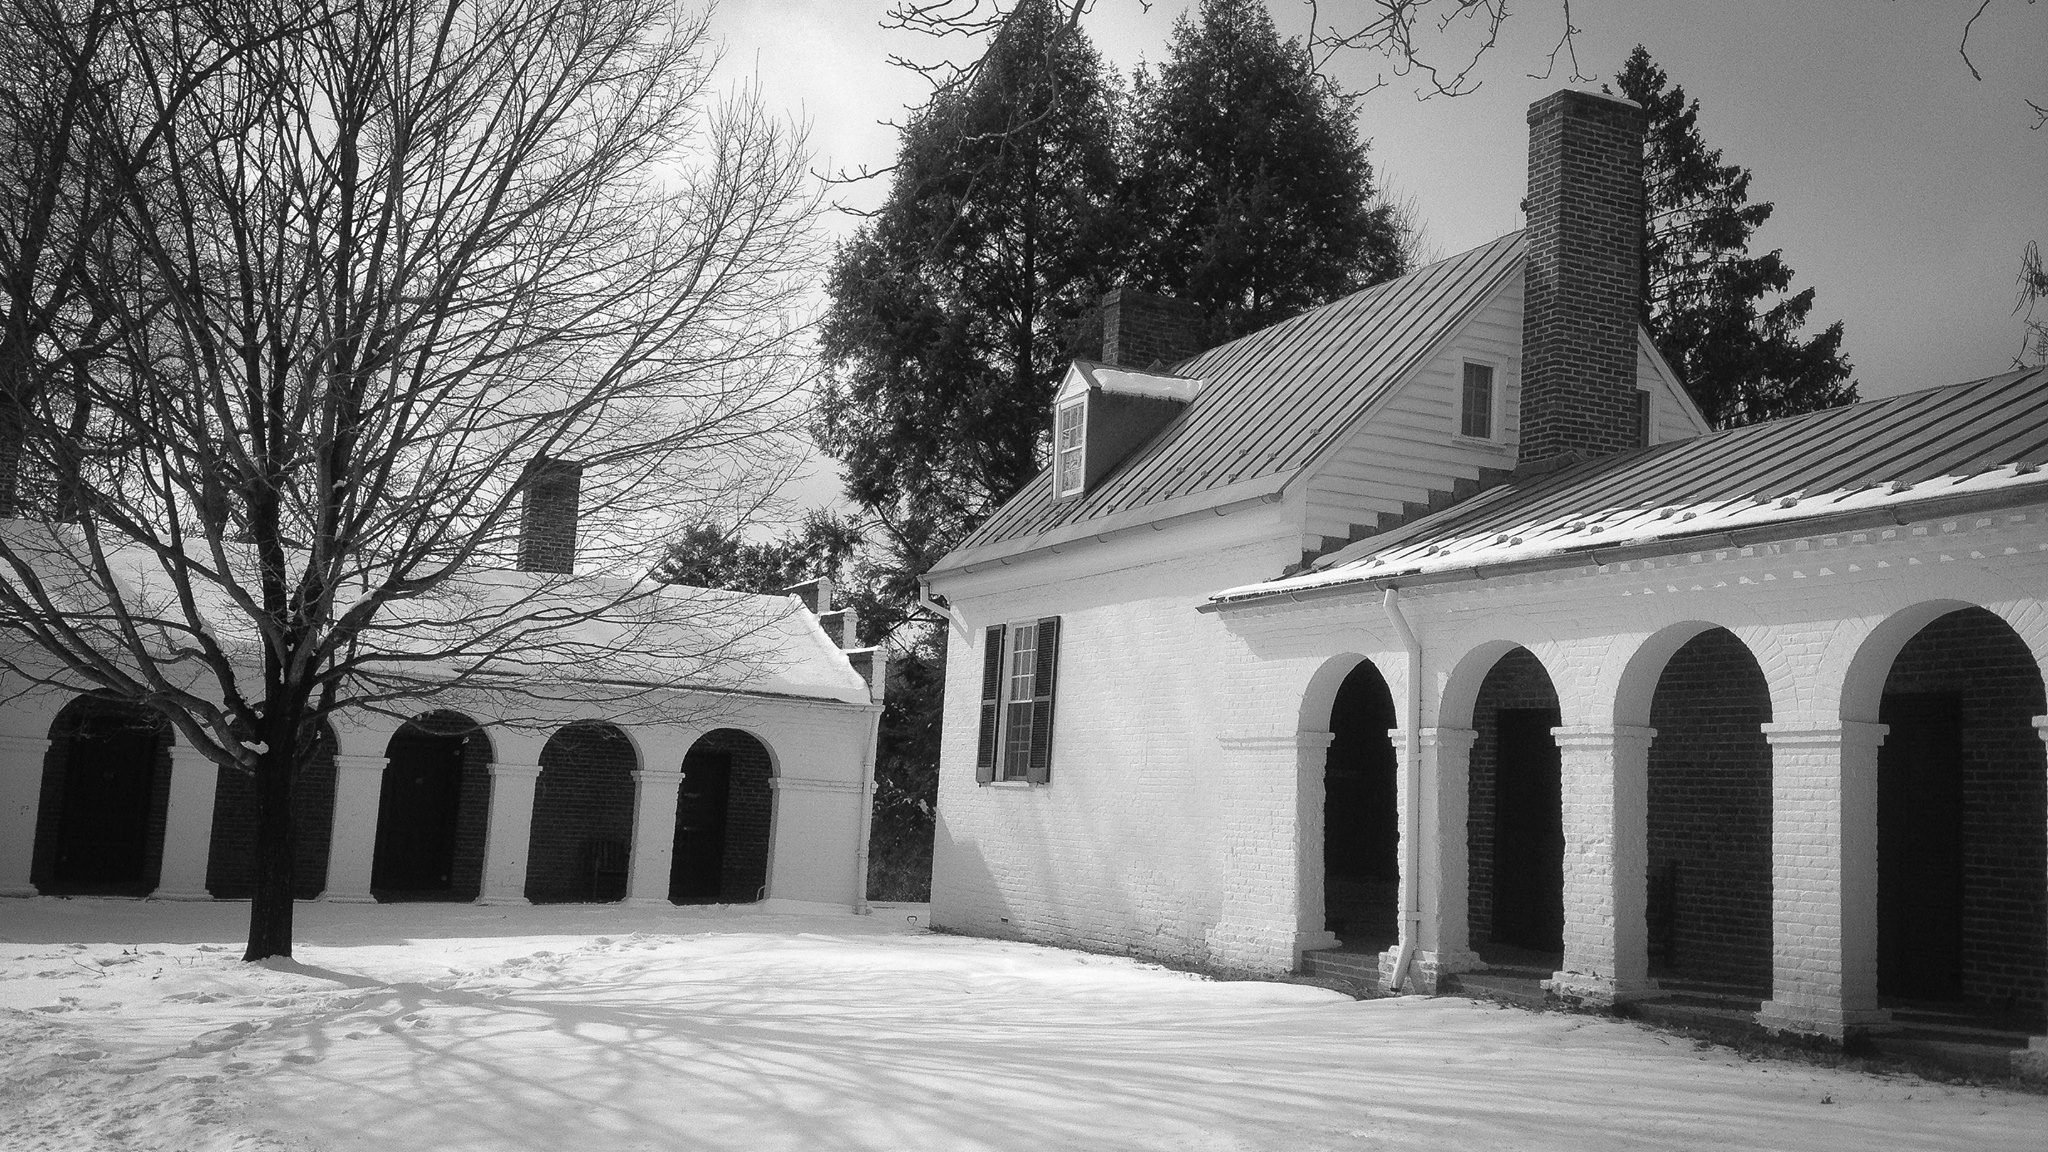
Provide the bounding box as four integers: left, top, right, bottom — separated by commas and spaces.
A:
1546, 725, 1654, 1006
0, 731, 52, 897
1417, 727, 1480, 986
1297, 730, 1339, 955
626, 768, 684, 905
151, 744, 220, 900
1205, 732, 1318, 973
2017, 716, 2048, 1081
322, 752, 388, 902
1755, 721, 1889, 1040
476, 761, 541, 905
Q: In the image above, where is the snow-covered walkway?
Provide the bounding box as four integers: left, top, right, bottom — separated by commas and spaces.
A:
1, 899, 2041, 1151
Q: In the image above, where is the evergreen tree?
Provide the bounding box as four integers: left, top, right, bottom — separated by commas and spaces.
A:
817, 0, 1122, 586
1618, 46, 1857, 428
1125, 0, 1405, 341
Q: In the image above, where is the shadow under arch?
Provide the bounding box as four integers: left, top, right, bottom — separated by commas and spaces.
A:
30, 694, 173, 896
1626, 624, 1776, 993
671, 727, 777, 904
373, 710, 493, 901
526, 720, 641, 903
1310, 654, 1400, 954
1849, 602, 2047, 1022
1456, 644, 1565, 958
205, 719, 341, 899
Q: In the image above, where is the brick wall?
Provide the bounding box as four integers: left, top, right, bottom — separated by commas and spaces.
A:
29, 697, 172, 895
525, 721, 637, 902
1645, 627, 1774, 991
373, 711, 490, 901
1883, 607, 2047, 1019
1518, 89, 1647, 466
205, 729, 339, 899
518, 456, 582, 574
1465, 646, 1561, 947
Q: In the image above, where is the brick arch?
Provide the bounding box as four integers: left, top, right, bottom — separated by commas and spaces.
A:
1605, 621, 1787, 729
205, 719, 339, 900
372, 709, 493, 900
1456, 645, 1567, 955
525, 720, 640, 903
30, 694, 174, 895
671, 727, 775, 904
1316, 656, 1401, 953
1438, 639, 1565, 729
1298, 652, 1404, 735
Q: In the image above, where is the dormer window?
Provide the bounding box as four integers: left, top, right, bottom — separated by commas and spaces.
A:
1056, 399, 1086, 498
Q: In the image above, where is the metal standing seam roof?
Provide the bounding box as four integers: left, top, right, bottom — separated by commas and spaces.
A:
929, 232, 1528, 575
1209, 366, 2048, 605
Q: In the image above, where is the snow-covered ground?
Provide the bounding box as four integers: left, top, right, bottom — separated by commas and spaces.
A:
2, 900, 2042, 1152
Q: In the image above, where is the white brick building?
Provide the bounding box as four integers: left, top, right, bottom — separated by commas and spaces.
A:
921, 88, 2048, 1073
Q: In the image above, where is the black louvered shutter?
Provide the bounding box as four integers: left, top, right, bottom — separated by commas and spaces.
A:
1025, 616, 1060, 783
976, 625, 1004, 782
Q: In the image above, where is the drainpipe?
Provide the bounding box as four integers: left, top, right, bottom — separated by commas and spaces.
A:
1381, 587, 1424, 993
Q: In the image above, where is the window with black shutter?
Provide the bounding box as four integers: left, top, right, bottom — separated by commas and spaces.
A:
975, 616, 1062, 784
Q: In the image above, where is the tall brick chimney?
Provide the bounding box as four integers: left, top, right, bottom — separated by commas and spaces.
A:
517, 455, 582, 574
1099, 286, 1207, 370
1518, 89, 1648, 468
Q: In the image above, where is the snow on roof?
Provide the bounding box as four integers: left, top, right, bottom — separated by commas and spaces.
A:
0, 523, 871, 705
1060, 360, 1206, 404
1210, 366, 2048, 606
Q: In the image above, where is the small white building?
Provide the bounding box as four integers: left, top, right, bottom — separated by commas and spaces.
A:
921, 88, 2048, 1072
0, 478, 884, 914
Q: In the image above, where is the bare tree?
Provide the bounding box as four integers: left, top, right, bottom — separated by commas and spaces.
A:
0, 0, 821, 959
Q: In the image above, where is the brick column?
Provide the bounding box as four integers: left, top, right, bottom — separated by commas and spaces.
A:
625, 768, 684, 905
151, 744, 220, 900
1297, 730, 1340, 956
1755, 721, 1889, 1040
477, 761, 541, 905
1205, 732, 1321, 973
0, 732, 52, 897
322, 752, 388, 902
1416, 727, 1480, 987
2017, 717, 2048, 1081
1545, 725, 1654, 1007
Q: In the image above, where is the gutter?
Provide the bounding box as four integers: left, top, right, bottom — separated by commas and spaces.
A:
1200, 481, 2048, 613
1381, 588, 1423, 994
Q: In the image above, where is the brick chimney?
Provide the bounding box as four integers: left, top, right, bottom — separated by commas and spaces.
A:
517, 455, 582, 574
1518, 89, 1649, 468
1100, 286, 1207, 370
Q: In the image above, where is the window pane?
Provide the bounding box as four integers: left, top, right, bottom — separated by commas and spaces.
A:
1002, 624, 1038, 778
1461, 362, 1493, 438
1056, 403, 1085, 495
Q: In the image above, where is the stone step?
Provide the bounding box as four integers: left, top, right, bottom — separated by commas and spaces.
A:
1442, 969, 1548, 1011
1300, 948, 1381, 988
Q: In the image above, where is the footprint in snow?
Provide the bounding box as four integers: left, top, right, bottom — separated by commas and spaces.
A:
281, 1051, 321, 1065
62, 1049, 107, 1061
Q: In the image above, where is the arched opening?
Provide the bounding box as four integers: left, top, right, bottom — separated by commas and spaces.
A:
372, 711, 492, 901
525, 721, 638, 903
1322, 660, 1399, 954
1871, 607, 2046, 1027
1643, 628, 1774, 995
205, 723, 340, 899
1467, 647, 1564, 962
31, 697, 172, 895
670, 728, 773, 904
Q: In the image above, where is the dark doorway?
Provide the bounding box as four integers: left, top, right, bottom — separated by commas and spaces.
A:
526, 721, 639, 903
1323, 661, 1398, 951
1877, 692, 1965, 1001
670, 747, 731, 901
48, 705, 170, 891
669, 729, 773, 904
1491, 707, 1565, 953
372, 725, 467, 894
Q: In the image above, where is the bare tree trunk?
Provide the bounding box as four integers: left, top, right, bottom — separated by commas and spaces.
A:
244, 739, 298, 961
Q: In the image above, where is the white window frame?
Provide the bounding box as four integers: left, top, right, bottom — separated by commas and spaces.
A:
1055, 399, 1086, 498
998, 620, 1041, 781
1454, 358, 1501, 443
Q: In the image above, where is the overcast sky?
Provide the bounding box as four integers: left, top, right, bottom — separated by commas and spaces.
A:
707, 0, 2047, 513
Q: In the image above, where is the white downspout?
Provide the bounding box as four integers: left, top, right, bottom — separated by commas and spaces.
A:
852, 696, 883, 915
1382, 587, 1424, 993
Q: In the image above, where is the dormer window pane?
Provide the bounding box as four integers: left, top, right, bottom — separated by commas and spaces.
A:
1056, 400, 1086, 496
1460, 362, 1494, 439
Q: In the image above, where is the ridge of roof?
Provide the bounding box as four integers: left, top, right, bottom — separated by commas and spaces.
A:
929, 231, 1529, 579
